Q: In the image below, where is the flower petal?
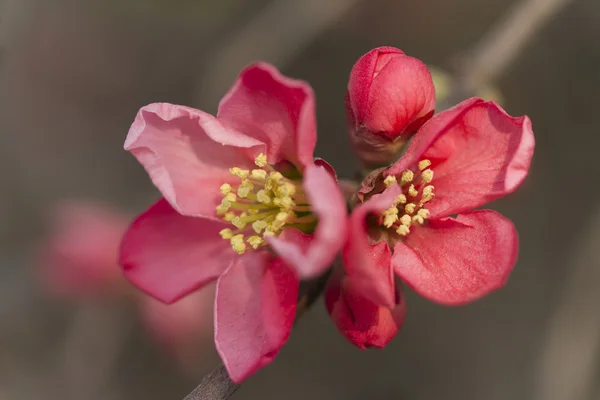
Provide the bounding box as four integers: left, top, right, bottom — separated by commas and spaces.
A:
215, 253, 298, 383
120, 199, 235, 303
343, 186, 401, 308
125, 103, 264, 218
217, 63, 317, 169
325, 269, 406, 349
387, 98, 535, 218
392, 210, 519, 305
267, 165, 347, 278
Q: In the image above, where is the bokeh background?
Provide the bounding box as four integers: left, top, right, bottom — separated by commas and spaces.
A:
1, 0, 598, 399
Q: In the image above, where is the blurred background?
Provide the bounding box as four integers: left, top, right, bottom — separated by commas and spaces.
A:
0, 0, 598, 399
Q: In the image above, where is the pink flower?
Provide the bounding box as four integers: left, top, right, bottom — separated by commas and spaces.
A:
346, 46, 436, 167
120, 63, 347, 382
327, 98, 534, 347
37, 201, 211, 356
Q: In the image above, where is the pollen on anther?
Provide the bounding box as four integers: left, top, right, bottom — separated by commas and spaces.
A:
232, 216, 247, 229
247, 236, 264, 249
408, 184, 418, 197
225, 192, 237, 202
219, 228, 234, 239
230, 167, 249, 179
383, 207, 399, 228
257, 190, 271, 204
422, 185, 435, 202
421, 169, 434, 184
230, 234, 246, 254
417, 209, 430, 218
255, 153, 268, 167
224, 212, 235, 222
251, 169, 267, 180
400, 214, 412, 227
405, 203, 416, 214
237, 179, 254, 198
384, 175, 397, 188
396, 194, 407, 204
418, 160, 432, 171
400, 170, 414, 184
412, 215, 425, 224
396, 225, 410, 236
252, 220, 268, 234
220, 183, 232, 195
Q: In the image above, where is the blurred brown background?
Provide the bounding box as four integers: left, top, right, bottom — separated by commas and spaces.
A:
1, 0, 599, 399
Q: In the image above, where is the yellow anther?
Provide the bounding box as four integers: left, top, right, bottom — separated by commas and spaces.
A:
220, 183, 232, 195
421, 169, 434, 184
400, 169, 415, 184
252, 220, 268, 234
276, 212, 290, 222
265, 172, 283, 190
232, 216, 247, 229
384, 175, 397, 188
396, 225, 410, 236
400, 214, 412, 227
263, 228, 276, 237
224, 212, 236, 222
219, 228, 234, 239
417, 209, 430, 219
396, 194, 407, 204
247, 236, 264, 249
251, 169, 268, 180
408, 184, 418, 197
237, 179, 254, 198
216, 198, 232, 214
230, 167, 250, 179
382, 207, 399, 228
256, 190, 271, 204
405, 203, 417, 214
225, 192, 237, 202
273, 196, 294, 210
255, 153, 268, 167
418, 159, 432, 171
412, 215, 425, 225
247, 209, 259, 215
277, 182, 296, 197
230, 234, 246, 255
422, 185, 435, 202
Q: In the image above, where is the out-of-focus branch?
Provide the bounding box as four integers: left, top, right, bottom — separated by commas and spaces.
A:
446, 0, 574, 105
193, 0, 362, 108
182, 270, 332, 400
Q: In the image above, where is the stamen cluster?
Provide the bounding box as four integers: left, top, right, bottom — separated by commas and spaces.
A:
380, 159, 435, 236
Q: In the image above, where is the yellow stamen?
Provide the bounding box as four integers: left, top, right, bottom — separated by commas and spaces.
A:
400, 170, 414, 184
418, 159, 432, 171
220, 183, 232, 195
383, 207, 399, 228
225, 193, 237, 202
396, 225, 410, 236
255, 153, 268, 167
408, 184, 418, 197
224, 212, 236, 222
417, 209, 430, 218
405, 203, 416, 214
422, 185, 435, 202
384, 175, 397, 188
219, 228, 234, 239
230, 167, 249, 179
251, 169, 267, 180
256, 190, 271, 204
237, 179, 254, 198
247, 236, 264, 249
396, 194, 407, 204
400, 214, 412, 227
412, 215, 425, 224
421, 169, 434, 184
230, 234, 246, 254
265, 172, 283, 191
252, 220, 268, 234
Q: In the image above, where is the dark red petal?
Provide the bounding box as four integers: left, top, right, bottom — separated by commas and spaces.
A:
325, 269, 406, 349
392, 210, 519, 305
387, 99, 535, 218
343, 186, 400, 308
215, 253, 298, 383
120, 199, 235, 303
218, 63, 317, 169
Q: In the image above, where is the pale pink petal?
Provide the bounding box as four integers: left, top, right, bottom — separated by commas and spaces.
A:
125, 103, 265, 218
215, 253, 298, 383
392, 210, 519, 305
343, 186, 401, 308
37, 201, 128, 298
387, 99, 535, 218
120, 199, 235, 303
325, 269, 405, 349
267, 165, 347, 278
217, 63, 317, 169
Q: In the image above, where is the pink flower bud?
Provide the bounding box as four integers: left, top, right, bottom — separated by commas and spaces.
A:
346, 46, 436, 167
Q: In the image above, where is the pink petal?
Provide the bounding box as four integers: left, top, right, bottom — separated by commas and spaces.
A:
125, 103, 264, 218
267, 165, 347, 278
215, 253, 298, 383
120, 199, 235, 303
37, 201, 129, 298
392, 210, 519, 305
325, 269, 406, 349
343, 186, 401, 308
387, 98, 535, 218
217, 63, 317, 169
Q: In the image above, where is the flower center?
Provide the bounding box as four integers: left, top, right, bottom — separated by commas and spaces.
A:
379, 159, 435, 237
216, 153, 316, 255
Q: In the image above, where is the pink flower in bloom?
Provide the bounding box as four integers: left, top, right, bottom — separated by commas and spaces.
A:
346, 46, 436, 167
327, 97, 534, 348
37, 201, 211, 356
120, 63, 347, 382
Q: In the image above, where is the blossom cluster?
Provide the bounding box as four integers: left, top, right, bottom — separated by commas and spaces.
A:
118, 47, 534, 381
